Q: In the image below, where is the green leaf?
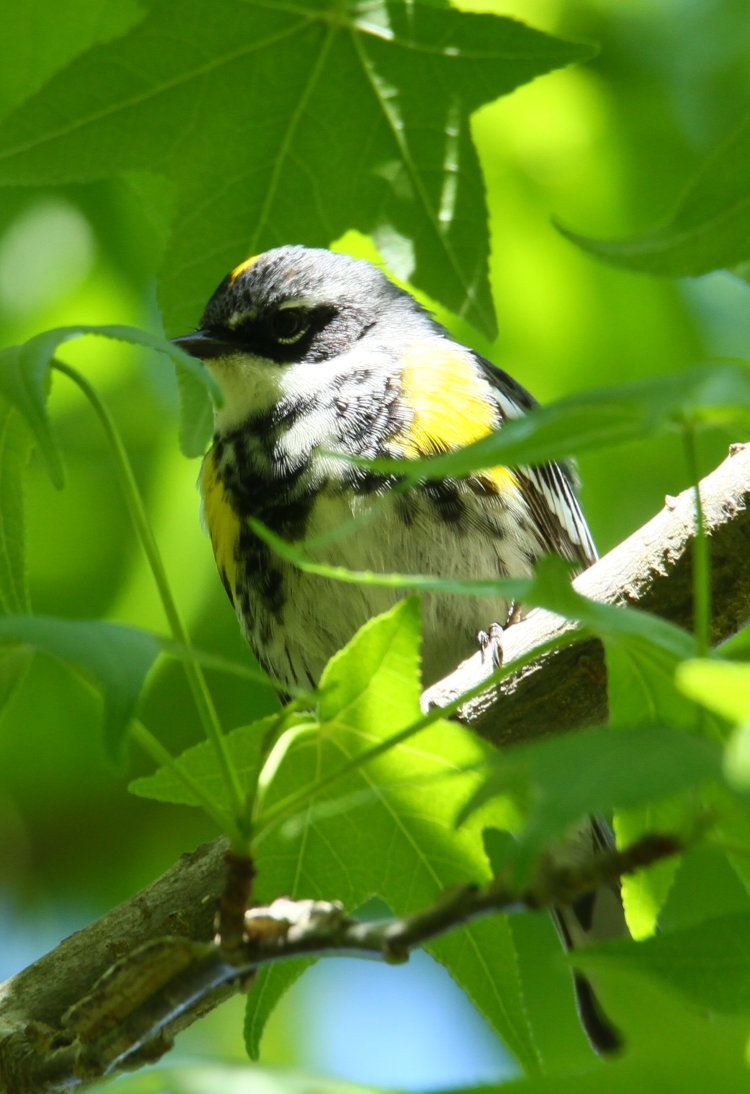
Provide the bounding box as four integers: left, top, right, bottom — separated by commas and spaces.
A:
605, 644, 698, 938
244, 960, 313, 1062
523, 558, 706, 936
130, 714, 292, 812
472, 969, 750, 1092
460, 725, 720, 874
572, 911, 750, 1015
0, 1, 594, 338
0, 615, 159, 756
249, 517, 533, 600
390, 362, 750, 483
0, 327, 219, 489
0, 344, 62, 487
21, 324, 219, 459
0, 398, 33, 613
251, 599, 539, 1072
175, 360, 215, 458
557, 111, 750, 277
676, 659, 750, 725
676, 659, 750, 794
526, 556, 696, 660
0, 645, 34, 718
0, 0, 141, 118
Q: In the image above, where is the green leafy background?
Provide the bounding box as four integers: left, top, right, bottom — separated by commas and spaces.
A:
2, 0, 750, 1091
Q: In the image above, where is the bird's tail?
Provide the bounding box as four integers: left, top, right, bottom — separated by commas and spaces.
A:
550, 814, 629, 1055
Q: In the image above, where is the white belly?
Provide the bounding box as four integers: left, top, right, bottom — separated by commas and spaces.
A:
240, 485, 537, 691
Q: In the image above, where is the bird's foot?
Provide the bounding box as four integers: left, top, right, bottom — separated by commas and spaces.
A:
477, 621, 504, 669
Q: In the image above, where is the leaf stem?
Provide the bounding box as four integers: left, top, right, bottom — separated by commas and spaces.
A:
51, 358, 247, 845
129, 721, 241, 841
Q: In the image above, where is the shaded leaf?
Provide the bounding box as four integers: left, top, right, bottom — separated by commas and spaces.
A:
0, 0, 594, 338
557, 111, 750, 277
0, 397, 33, 613
20, 324, 220, 459
0, 645, 34, 718
0, 344, 62, 486
0, 615, 159, 756
460, 725, 719, 875
244, 961, 313, 1062
572, 912, 750, 1015
0, 327, 219, 489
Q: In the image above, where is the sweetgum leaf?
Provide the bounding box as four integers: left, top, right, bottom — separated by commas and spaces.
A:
0, 0, 594, 338
0, 0, 141, 118
129, 714, 286, 811
248, 599, 538, 1071
572, 912, 750, 1015
460, 724, 719, 877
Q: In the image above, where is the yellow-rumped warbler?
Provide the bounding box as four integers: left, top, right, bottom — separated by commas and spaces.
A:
174, 245, 625, 1053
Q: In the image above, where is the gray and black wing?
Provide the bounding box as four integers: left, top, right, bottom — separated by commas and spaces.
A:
474, 351, 597, 569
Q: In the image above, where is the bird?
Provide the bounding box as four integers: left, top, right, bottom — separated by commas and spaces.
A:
173, 244, 627, 1054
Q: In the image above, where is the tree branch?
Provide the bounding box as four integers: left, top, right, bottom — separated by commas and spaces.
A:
2, 835, 679, 1093
2, 443, 748, 1093
424, 442, 750, 741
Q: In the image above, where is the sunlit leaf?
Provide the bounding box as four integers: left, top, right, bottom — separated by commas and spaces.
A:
676, 659, 750, 725
247, 598, 538, 1072
103, 1060, 400, 1094
0, 0, 141, 118
130, 714, 303, 812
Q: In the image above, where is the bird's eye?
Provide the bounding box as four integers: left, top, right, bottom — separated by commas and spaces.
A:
270, 307, 309, 344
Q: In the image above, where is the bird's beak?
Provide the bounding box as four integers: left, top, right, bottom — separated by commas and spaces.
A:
171, 331, 237, 359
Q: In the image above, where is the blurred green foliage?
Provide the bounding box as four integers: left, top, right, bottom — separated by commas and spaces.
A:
1, 0, 750, 1090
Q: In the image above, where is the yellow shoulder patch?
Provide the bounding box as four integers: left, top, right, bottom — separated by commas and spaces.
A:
397, 341, 517, 492
229, 254, 261, 283
200, 447, 240, 604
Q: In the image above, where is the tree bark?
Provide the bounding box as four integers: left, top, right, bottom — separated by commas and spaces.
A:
1, 443, 749, 1093
424, 442, 750, 741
